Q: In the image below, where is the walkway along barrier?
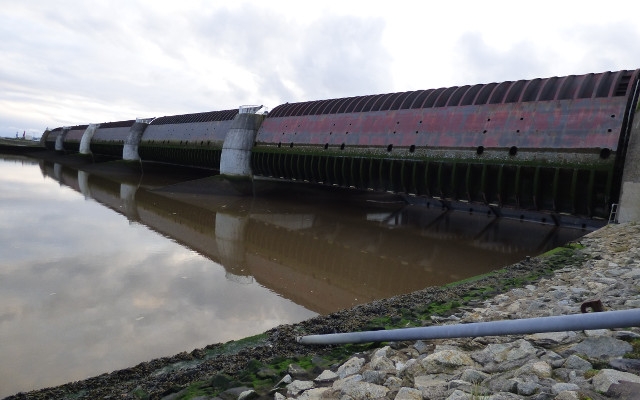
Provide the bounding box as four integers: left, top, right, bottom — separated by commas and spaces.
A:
296, 308, 640, 345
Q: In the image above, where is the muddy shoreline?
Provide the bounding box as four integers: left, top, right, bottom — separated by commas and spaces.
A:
5, 232, 588, 399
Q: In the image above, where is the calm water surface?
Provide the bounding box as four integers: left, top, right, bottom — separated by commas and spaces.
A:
0, 155, 587, 397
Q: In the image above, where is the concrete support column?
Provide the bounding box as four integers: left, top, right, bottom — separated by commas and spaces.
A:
40, 129, 51, 147
79, 123, 100, 155
55, 127, 70, 153
220, 106, 265, 179
123, 118, 153, 161
618, 106, 640, 223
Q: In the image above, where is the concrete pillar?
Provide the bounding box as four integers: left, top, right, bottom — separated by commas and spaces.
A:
79, 124, 100, 155
220, 106, 265, 179
617, 106, 640, 223
40, 129, 50, 147
123, 118, 153, 161
55, 127, 70, 153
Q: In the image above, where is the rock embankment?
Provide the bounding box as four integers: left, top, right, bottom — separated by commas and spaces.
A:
271, 223, 640, 400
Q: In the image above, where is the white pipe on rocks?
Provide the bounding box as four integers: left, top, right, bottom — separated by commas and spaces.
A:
296, 308, 640, 345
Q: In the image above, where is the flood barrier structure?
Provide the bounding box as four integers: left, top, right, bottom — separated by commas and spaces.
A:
38, 68, 640, 226
252, 69, 640, 225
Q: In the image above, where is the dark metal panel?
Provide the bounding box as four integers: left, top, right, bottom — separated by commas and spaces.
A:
64, 128, 87, 143
389, 92, 409, 110
422, 88, 446, 108
504, 80, 527, 103
473, 83, 498, 105
318, 98, 342, 114
357, 95, 380, 112
372, 93, 396, 111
93, 127, 131, 142
306, 99, 330, 115
397, 90, 422, 109
299, 101, 318, 115
488, 81, 512, 104
446, 86, 470, 107
99, 120, 136, 129
434, 86, 458, 107
459, 84, 484, 106
150, 109, 237, 125
520, 78, 541, 102
577, 73, 597, 98
380, 92, 405, 111
287, 101, 310, 117
345, 95, 371, 113
331, 97, 354, 114
595, 71, 615, 97
409, 90, 434, 109
536, 77, 560, 101
557, 75, 579, 100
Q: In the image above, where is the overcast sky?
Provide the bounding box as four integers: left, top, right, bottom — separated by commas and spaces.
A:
2, 0, 640, 138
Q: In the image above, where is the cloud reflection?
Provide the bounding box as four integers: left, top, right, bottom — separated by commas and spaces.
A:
0, 158, 315, 397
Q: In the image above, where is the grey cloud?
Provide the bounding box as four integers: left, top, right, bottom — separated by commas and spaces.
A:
565, 22, 640, 72
453, 23, 640, 88
194, 5, 392, 102
291, 16, 391, 99
452, 32, 550, 85
1, 3, 393, 135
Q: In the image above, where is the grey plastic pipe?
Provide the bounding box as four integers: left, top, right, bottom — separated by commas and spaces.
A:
297, 308, 640, 345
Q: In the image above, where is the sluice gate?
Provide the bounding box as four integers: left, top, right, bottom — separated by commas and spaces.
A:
137, 109, 238, 168
252, 70, 640, 223
38, 68, 640, 225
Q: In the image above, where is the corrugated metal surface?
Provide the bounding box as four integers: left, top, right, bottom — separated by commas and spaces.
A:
138, 109, 238, 169
252, 69, 640, 221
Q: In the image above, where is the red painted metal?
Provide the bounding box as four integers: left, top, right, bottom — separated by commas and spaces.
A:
252, 69, 640, 221
256, 98, 628, 150
258, 70, 640, 152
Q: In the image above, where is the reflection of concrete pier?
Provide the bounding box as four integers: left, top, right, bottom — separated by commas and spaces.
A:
38, 159, 585, 314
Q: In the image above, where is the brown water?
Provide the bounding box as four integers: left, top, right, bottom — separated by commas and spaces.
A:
0, 154, 587, 397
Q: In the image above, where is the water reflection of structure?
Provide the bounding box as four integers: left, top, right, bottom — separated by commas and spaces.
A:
39, 160, 586, 314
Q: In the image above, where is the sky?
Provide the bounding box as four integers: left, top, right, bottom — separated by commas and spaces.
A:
2, 0, 640, 138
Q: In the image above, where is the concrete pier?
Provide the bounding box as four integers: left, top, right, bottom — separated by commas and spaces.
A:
122, 119, 152, 161
220, 105, 265, 180
79, 124, 99, 155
